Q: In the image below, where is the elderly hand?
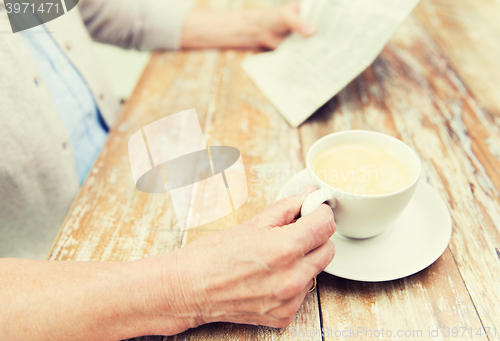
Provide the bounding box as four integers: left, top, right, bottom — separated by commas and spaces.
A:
245, 1, 316, 49
0, 187, 334, 340
156, 185, 336, 334
181, 2, 315, 49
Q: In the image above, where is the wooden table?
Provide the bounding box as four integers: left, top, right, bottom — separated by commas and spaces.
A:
49, 0, 500, 339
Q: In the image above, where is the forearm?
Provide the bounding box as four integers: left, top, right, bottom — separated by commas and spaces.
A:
181, 8, 261, 49
0, 186, 335, 338
79, 0, 193, 50
0, 254, 192, 340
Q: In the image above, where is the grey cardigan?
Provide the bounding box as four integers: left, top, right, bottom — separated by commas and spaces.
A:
0, 0, 193, 259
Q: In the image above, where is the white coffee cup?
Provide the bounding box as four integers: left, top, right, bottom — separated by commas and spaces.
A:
295, 130, 421, 239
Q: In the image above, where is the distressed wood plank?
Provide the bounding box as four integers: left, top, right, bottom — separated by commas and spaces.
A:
160, 49, 322, 341
317, 250, 482, 340
50, 44, 322, 341
49, 0, 500, 340
414, 0, 500, 120
49, 50, 221, 262
301, 13, 499, 341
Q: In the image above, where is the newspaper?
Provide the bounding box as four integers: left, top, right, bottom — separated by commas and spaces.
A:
242, 0, 420, 127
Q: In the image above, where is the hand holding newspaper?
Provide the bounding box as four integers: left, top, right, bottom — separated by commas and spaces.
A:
242, 0, 420, 127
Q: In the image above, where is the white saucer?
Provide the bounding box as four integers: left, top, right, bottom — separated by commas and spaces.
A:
276, 169, 452, 282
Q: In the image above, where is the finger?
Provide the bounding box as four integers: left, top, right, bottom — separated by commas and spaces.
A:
286, 204, 336, 255
251, 185, 318, 227
302, 239, 335, 275
261, 33, 285, 50
281, 2, 316, 36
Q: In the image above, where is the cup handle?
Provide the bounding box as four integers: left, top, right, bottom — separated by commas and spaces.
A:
277, 168, 336, 217
301, 187, 336, 217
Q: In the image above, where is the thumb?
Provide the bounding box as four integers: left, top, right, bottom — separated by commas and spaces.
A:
250, 185, 318, 227
281, 2, 316, 37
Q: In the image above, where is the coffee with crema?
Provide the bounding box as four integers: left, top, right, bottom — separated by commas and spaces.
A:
312, 144, 415, 196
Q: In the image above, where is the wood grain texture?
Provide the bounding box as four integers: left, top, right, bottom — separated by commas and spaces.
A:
49, 0, 500, 340
50, 49, 322, 340
414, 0, 500, 120
301, 12, 500, 341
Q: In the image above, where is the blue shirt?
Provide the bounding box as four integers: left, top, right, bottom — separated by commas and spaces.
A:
21, 25, 108, 185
